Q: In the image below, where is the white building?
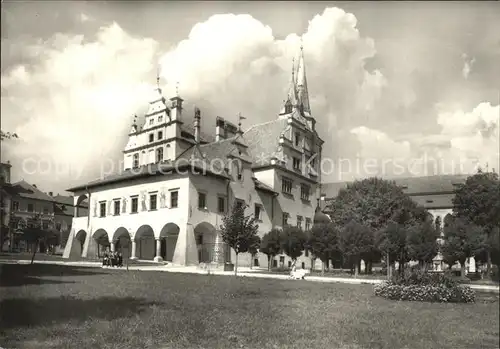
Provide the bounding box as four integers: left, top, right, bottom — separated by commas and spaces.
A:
63, 47, 324, 268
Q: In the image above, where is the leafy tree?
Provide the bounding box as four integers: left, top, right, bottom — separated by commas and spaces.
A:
280, 225, 307, 268
376, 222, 409, 276
0, 130, 19, 141
453, 170, 500, 275
18, 214, 56, 264
442, 216, 486, 278
407, 220, 439, 269
220, 202, 259, 275
260, 229, 281, 271
328, 177, 428, 271
339, 221, 374, 276
308, 222, 340, 274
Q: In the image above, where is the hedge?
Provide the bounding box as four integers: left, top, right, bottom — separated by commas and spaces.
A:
374, 269, 476, 303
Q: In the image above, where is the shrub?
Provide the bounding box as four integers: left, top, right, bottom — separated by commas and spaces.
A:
374, 269, 475, 303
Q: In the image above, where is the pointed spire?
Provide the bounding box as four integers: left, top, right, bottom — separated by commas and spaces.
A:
296, 39, 311, 116
151, 65, 165, 104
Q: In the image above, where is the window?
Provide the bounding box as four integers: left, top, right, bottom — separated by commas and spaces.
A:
285, 101, 292, 114
235, 199, 245, 209
198, 192, 206, 209
301, 184, 310, 201
282, 178, 292, 194
156, 148, 163, 163
28, 203, 34, 212
293, 157, 301, 171
295, 132, 300, 146
99, 202, 106, 217
149, 133, 154, 143
42, 221, 49, 230
131, 197, 138, 213
133, 153, 139, 168
43, 207, 49, 214
218, 196, 225, 213
305, 249, 309, 257
158, 115, 163, 123
301, 262, 305, 269
297, 215, 303, 229
288, 261, 292, 268
305, 218, 311, 231
114, 200, 120, 215
254, 204, 262, 220
170, 191, 178, 208
158, 131, 163, 140
149, 118, 154, 125
282, 212, 289, 227
12, 201, 19, 211
149, 193, 157, 210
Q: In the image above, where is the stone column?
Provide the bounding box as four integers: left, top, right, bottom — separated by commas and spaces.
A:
154, 238, 163, 262
130, 240, 138, 260
110, 241, 116, 252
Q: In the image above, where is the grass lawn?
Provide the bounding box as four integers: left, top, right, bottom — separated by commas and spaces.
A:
1, 264, 498, 349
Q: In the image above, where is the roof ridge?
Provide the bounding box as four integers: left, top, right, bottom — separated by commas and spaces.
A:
244, 118, 285, 133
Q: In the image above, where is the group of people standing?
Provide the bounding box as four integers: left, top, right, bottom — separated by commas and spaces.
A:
102, 250, 123, 267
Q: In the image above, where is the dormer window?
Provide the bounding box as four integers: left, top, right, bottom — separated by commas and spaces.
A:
285, 100, 292, 114
149, 118, 154, 125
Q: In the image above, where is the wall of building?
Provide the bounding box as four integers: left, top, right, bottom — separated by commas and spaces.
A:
74, 174, 191, 241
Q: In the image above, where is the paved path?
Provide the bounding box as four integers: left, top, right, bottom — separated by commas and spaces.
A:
2, 259, 499, 292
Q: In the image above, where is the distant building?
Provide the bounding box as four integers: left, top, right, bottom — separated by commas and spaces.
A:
63, 46, 323, 269
2, 180, 55, 252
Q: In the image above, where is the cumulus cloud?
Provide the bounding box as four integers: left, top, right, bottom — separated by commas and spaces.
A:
1, 22, 158, 191
349, 102, 499, 179
2, 7, 384, 192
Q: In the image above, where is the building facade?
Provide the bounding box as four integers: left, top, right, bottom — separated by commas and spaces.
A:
2, 179, 56, 252
63, 47, 324, 268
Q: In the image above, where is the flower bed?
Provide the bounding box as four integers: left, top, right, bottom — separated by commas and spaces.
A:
374, 269, 476, 303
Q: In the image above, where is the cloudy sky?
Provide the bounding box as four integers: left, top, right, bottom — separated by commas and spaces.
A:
1, 1, 499, 194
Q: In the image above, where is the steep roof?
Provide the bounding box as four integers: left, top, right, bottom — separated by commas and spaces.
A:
244, 118, 289, 167
181, 123, 215, 143
53, 194, 88, 208
322, 175, 469, 198
9, 180, 55, 202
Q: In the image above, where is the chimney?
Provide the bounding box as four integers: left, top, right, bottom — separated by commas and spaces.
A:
49, 191, 53, 196
194, 107, 201, 143
216, 116, 226, 142
32, 184, 37, 188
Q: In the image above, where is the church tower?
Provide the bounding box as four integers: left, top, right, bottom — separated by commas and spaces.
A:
122, 74, 185, 170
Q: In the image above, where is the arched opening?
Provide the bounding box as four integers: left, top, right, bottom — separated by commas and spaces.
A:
75, 230, 87, 256
113, 227, 131, 253
158, 223, 179, 262
135, 225, 155, 260
194, 222, 226, 263
75, 195, 89, 218
92, 229, 109, 257
156, 147, 164, 163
